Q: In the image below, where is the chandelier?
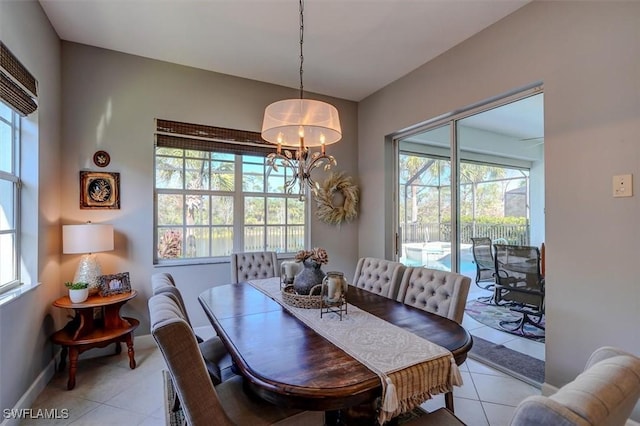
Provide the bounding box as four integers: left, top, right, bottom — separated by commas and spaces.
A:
261, 0, 342, 200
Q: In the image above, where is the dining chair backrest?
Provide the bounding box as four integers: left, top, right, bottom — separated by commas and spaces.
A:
150, 293, 320, 426
510, 346, 640, 426
151, 272, 193, 326
352, 257, 406, 299
149, 293, 233, 426
151, 272, 235, 385
396, 267, 471, 324
230, 251, 279, 283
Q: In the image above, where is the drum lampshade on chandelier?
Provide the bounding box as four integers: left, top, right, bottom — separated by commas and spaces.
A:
261, 0, 342, 200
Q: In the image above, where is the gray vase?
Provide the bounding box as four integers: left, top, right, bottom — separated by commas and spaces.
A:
293, 260, 326, 295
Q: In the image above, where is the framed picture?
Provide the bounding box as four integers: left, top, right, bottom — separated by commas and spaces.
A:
99, 272, 131, 297
80, 171, 120, 209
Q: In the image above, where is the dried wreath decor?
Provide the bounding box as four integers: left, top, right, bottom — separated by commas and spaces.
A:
314, 173, 359, 225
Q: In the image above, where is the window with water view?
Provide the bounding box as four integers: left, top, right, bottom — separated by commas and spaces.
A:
155, 148, 306, 263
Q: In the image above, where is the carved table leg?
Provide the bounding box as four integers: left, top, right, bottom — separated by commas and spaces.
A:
114, 342, 122, 355
67, 347, 79, 390
445, 390, 454, 412
125, 333, 136, 369
59, 346, 68, 371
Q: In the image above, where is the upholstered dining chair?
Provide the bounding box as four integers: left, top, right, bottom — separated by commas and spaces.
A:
149, 293, 324, 426
404, 346, 640, 426
396, 267, 471, 325
230, 251, 279, 283
151, 273, 235, 385
352, 257, 406, 299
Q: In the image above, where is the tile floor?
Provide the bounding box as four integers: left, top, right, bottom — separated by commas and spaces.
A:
25, 286, 544, 425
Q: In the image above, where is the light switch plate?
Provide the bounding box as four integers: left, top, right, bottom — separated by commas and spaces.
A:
613, 174, 633, 197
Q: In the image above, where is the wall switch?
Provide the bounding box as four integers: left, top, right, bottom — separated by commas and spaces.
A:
613, 174, 633, 197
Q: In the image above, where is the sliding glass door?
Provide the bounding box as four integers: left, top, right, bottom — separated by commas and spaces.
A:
396, 90, 544, 287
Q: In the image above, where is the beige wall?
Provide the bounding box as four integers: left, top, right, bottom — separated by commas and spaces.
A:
358, 1, 640, 419
59, 42, 359, 333
0, 0, 62, 414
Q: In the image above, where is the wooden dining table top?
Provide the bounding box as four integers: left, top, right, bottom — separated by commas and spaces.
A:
198, 282, 473, 412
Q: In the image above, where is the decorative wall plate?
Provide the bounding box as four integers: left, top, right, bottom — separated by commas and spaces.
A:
93, 150, 110, 167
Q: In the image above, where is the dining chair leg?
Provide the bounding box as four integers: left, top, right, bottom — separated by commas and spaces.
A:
445, 391, 454, 412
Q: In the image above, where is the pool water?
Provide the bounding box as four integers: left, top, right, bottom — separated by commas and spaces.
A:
402, 253, 477, 275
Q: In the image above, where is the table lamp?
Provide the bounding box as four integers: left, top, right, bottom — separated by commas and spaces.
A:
63, 222, 114, 294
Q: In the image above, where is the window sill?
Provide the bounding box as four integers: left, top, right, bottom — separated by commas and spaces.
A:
0, 281, 41, 308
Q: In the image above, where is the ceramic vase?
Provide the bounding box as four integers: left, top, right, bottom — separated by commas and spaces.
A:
293, 259, 325, 295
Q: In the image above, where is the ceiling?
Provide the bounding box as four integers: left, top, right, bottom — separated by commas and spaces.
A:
39, 0, 530, 102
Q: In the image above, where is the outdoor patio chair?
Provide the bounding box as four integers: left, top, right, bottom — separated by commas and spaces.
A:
470, 237, 495, 293
493, 244, 545, 337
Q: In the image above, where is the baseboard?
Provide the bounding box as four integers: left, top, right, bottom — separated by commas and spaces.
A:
0, 355, 57, 426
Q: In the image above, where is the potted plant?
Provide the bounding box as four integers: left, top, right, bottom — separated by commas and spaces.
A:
65, 281, 89, 303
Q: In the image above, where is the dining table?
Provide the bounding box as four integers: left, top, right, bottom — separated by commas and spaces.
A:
198, 279, 473, 425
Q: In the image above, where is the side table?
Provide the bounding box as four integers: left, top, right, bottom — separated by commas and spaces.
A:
51, 290, 139, 390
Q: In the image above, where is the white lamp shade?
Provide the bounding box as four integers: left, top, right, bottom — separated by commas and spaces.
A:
261, 98, 342, 147
63, 223, 114, 254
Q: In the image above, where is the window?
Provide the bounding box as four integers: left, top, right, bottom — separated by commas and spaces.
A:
0, 101, 20, 290
154, 120, 307, 263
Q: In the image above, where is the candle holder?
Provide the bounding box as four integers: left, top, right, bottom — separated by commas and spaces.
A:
320, 271, 348, 320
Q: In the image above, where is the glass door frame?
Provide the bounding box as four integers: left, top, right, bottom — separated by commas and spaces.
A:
391, 83, 543, 273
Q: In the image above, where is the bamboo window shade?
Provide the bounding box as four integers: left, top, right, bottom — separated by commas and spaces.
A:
155, 119, 277, 156
0, 42, 38, 116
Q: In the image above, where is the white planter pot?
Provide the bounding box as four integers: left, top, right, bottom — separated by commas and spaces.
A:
69, 288, 89, 303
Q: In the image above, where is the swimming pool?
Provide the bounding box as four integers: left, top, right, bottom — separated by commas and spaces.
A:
401, 245, 477, 275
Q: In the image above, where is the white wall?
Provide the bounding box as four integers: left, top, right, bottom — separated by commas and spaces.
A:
358, 1, 640, 419
0, 0, 62, 415
59, 43, 359, 333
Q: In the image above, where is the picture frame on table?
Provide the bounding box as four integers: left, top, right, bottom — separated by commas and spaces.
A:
99, 272, 131, 297
80, 171, 120, 209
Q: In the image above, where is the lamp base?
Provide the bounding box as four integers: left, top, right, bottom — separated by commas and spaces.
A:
73, 254, 103, 295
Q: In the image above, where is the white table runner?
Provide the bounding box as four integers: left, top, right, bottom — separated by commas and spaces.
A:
248, 278, 463, 424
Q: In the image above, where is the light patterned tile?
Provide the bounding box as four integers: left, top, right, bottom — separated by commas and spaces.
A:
69, 404, 147, 425
502, 338, 545, 362
465, 358, 509, 378
470, 327, 514, 345
472, 374, 539, 407
482, 401, 518, 426
103, 370, 164, 415
452, 398, 489, 426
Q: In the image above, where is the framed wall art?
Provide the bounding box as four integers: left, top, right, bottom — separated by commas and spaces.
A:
80, 171, 120, 209
98, 272, 131, 297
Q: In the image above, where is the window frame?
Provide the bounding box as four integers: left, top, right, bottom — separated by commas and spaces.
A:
153, 129, 310, 265
0, 102, 21, 292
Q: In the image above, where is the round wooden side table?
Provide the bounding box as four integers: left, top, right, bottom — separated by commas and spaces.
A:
51, 290, 139, 390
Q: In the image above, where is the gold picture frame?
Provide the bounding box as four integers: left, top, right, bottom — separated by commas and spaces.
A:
80, 171, 120, 209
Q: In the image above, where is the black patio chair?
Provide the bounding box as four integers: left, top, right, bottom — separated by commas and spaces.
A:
471, 237, 496, 295
493, 244, 545, 337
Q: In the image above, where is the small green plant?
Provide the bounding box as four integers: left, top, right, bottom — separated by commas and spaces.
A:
65, 281, 89, 290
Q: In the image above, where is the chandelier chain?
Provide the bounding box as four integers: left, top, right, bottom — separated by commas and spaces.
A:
299, 0, 304, 99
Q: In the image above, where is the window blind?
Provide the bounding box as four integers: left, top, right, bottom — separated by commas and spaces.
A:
0, 42, 38, 116
155, 119, 277, 156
